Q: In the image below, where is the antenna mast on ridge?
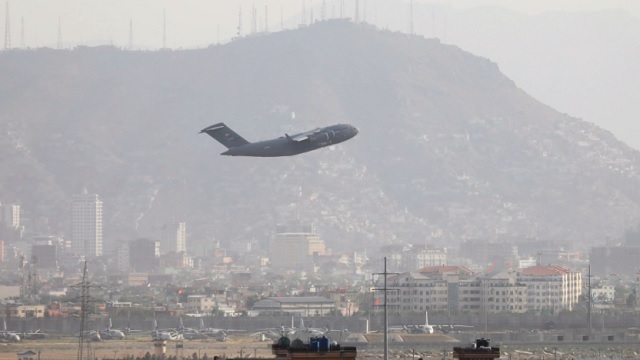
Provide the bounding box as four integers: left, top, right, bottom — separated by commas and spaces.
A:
4, 1, 10, 50
237, 6, 243, 37
20, 16, 23, 48
128, 19, 133, 50
409, 0, 414, 35
162, 9, 166, 48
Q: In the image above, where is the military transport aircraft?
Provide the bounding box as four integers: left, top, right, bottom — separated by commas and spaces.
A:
151, 319, 184, 341
98, 318, 126, 340
21, 329, 48, 340
200, 123, 358, 157
1, 320, 20, 342
254, 316, 342, 341
391, 311, 473, 334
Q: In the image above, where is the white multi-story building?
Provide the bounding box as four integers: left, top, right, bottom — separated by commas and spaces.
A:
518, 265, 582, 313
479, 272, 528, 314
388, 265, 579, 314
71, 192, 103, 258
161, 222, 186, 254
591, 286, 615, 302
405, 248, 447, 270
186, 295, 217, 314
387, 266, 474, 312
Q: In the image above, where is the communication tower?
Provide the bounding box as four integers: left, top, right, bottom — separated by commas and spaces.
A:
363, 0, 367, 23
265, 5, 268, 32
237, 6, 243, 37
4, 1, 10, 50
251, 5, 257, 34
354, 0, 359, 23
128, 19, 133, 50
162, 10, 166, 48
57, 16, 62, 49
408, 0, 414, 35
20, 16, 23, 48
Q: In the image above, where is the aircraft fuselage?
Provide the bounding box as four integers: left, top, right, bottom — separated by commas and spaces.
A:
201, 123, 358, 157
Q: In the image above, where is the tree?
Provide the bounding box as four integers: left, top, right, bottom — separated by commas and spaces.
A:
627, 289, 637, 308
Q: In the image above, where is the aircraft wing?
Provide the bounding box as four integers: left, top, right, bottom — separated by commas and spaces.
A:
448, 324, 474, 329
388, 326, 405, 333
288, 128, 322, 142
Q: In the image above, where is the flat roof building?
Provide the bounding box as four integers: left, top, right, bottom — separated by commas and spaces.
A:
251, 296, 335, 316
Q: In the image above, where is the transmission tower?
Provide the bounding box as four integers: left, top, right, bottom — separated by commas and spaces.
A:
72, 261, 99, 360
4, 1, 11, 50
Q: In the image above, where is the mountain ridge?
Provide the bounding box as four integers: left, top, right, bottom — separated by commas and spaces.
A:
0, 20, 638, 255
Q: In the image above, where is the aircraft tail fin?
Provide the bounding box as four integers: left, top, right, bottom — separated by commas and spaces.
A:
200, 123, 250, 149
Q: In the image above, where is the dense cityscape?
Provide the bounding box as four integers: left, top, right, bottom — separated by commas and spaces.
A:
1, 192, 638, 326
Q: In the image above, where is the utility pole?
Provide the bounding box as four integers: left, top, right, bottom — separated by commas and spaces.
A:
588, 264, 592, 334
373, 258, 398, 360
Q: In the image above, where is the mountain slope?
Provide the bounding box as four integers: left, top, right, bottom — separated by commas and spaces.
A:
0, 20, 638, 254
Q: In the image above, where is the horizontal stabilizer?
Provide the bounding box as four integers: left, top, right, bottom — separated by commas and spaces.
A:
200, 122, 250, 149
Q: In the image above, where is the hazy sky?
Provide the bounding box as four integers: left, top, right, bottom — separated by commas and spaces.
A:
3, 0, 640, 148
3, 0, 639, 49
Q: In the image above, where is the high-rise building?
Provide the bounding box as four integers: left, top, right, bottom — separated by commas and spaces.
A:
161, 222, 186, 254
0, 203, 20, 229
270, 221, 325, 271
31, 236, 60, 269
116, 241, 130, 272
71, 193, 103, 258
129, 238, 159, 272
